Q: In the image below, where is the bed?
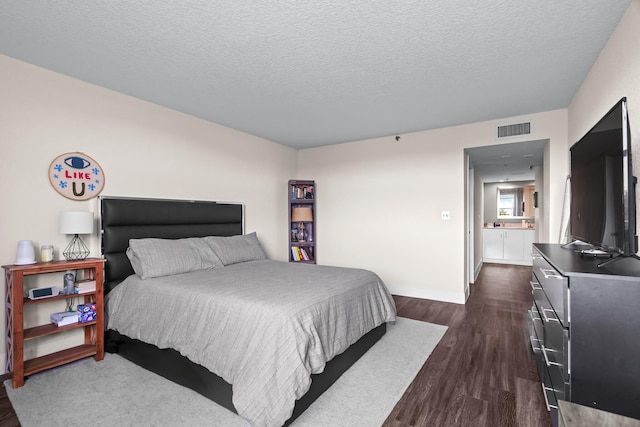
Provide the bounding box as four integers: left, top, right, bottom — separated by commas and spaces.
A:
100, 196, 396, 427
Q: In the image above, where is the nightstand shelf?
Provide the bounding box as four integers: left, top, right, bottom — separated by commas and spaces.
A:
24, 319, 97, 340
2, 258, 105, 388
23, 344, 97, 377
23, 290, 96, 305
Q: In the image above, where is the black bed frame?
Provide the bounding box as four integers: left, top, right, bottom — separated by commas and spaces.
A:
100, 196, 386, 425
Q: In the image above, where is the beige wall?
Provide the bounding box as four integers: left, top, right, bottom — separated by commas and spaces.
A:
568, 0, 640, 252
570, 1, 640, 144
298, 109, 568, 304
0, 55, 297, 370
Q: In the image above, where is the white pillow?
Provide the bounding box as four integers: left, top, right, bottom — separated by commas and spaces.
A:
203, 232, 267, 266
127, 237, 224, 279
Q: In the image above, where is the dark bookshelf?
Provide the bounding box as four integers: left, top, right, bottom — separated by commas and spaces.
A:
288, 180, 316, 263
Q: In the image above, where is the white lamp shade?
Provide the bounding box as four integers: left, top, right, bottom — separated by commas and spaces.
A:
59, 211, 94, 235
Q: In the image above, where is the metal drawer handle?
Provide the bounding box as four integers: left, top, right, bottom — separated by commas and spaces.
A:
542, 345, 563, 368
541, 269, 562, 279
541, 308, 560, 323
541, 383, 558, 411
529, 336, 542, 351
530, 280, 542, 291
528, 310, 541, 322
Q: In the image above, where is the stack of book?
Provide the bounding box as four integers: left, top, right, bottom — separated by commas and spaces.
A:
75, 279, 96, 294
50, 311, 79, 327
291, 246, 313, 261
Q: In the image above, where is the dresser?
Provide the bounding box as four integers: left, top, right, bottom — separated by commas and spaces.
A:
528, 244, 640, 426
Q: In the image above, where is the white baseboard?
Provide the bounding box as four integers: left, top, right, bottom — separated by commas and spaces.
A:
482, 258, 532, 266
474, 262, 483, 281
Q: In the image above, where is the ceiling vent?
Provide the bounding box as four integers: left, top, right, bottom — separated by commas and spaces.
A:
497, 122, 531, 139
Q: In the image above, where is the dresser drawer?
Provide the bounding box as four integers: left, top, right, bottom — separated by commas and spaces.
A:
542, 316, 569, 378
528, 306, 545, 383
541, 365, 559, 426
532, 248, 569, 327
532, 274, 558, 327
528, 304, 544, 350
533, 278, 570, 383
542, 325, 570, 397
544, 349, 570, 402
530, 276, 548, 314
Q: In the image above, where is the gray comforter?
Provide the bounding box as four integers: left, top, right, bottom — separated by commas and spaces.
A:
106, 259, 396, 427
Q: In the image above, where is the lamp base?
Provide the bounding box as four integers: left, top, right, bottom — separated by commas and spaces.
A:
296, 223, 306, 242
63, 234, 90, 261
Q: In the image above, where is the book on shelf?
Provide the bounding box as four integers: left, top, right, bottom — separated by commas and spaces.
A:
291, 246, 314, 262
75, 279, 96, 294
293, 246, 314, 261
291, 185, 314, 200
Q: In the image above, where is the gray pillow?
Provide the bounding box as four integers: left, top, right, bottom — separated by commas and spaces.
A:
127, 237, 224, 279
204, 232, 267, 266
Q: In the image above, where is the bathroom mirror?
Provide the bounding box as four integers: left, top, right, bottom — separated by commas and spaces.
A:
497, 184, 535, 219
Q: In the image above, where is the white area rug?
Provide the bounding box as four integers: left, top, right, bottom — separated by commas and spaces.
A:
6, 317, 446, 427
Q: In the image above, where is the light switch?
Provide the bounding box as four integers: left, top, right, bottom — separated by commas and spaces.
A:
441, 211, 451, 220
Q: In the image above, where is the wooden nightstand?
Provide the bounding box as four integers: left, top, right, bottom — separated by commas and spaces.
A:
2, 258, 105, 388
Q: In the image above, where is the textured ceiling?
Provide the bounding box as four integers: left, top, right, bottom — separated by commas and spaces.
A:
0, 1, 632, 149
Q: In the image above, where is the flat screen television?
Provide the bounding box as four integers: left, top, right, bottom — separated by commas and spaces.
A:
569, 97, 636, 257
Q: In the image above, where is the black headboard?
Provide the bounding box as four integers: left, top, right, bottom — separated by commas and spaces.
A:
100, 196, 243, 293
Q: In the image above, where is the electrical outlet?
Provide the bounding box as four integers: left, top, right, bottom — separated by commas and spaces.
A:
441, 211, 451, 220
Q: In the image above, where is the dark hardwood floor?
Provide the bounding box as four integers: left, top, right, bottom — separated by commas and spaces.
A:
0, 379, 19, 427
0, 263, 550, 427
384, 263, 551, 427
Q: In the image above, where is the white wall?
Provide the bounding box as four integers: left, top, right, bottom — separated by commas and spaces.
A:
298, 109, 568, 304
0, 55, 297, 371
569, 0, 640, 250
533, 165, 545, 243
473, 168, 484, 280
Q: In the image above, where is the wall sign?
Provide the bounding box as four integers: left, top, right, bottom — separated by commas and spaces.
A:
49, 152, 105, 201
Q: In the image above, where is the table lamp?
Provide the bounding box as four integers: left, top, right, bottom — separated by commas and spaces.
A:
59, 211, 94, 260
291, 207, 313, 242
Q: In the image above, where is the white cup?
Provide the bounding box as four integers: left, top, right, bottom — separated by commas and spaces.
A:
16, 240, 36, 265
41, 245, 54, 262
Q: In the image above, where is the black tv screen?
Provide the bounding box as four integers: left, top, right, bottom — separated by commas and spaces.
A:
570, 98, 636, 256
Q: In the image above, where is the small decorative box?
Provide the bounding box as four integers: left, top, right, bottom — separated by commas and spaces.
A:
77, 302, 97, 323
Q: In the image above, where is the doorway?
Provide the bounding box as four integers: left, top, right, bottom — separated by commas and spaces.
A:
465, 139, 547, 280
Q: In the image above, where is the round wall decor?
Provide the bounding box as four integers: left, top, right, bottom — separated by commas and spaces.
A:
49, 152, 105, 201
